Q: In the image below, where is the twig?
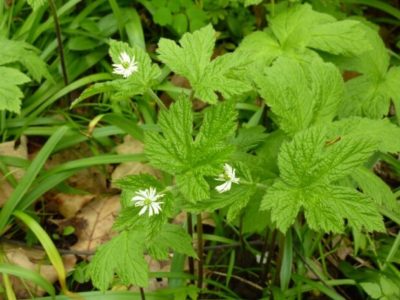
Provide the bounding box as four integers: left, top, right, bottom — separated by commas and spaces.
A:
208, 270, 263, 291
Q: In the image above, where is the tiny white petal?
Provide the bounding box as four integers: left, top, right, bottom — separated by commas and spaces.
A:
120, 52, 130, 62
216, 181, 232, 193
214, 164, 240, 193
139, 206, 147, 216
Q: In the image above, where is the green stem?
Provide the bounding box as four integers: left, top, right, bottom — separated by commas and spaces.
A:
147, 89, 167, 110
48, 0, 69, 86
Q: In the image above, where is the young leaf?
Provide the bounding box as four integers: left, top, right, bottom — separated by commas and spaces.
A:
308, 20, 370, 56
157, 24, 251, 104
254, 57, 344, 135
0, 37, 51, 82
337, 26, 397, 119
0, 67, 31, 114
352, 167, 398, 212
238, 4, 369, 67
147, 224, 197, 260
145, 98, 237, 201
88, 231, 148, 291
328, 117, 400, 154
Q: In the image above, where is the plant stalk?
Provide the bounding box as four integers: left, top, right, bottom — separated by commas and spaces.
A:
187, 213, 195, 283
261, 229, 277, 284
139, 287, 146, 300
197, 213, 204, 290
48, 0, 69, 86
147, 89, 167, 110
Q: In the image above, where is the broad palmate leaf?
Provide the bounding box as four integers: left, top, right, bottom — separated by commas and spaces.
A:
261, 126, 384, 233
157, 24, 251, 104
88, 231, 148, 291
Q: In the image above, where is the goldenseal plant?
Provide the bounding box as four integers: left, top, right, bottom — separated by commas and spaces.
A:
85, 3, 400, 294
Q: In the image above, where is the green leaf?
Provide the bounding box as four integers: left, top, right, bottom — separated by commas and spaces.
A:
337, 26, 396, 119
238, 4, 370, 67
263, 181, 384, 233
157, 24, 251, 104
88, 231, 148, 291
352, 167, 398, 211
269, 4, 334, 50
328, 117, 400, 153
237, 31, 282, 67
244, 0, 263, 6
0, 37, 51, 81
308, 20, 370, 56
278, 126, 377, 186
145, 99, 193, 174
261, 126, 384, 233
145, 98, 237, 201
261, 181, 303, 233
254, 57, 344, 135
27, 0, 47, 10
147, 224, 197, 260
0, 67, 30, 114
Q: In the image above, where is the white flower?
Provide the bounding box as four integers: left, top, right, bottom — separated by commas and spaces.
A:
215, 163, 240, 193
131, 187, 164, 217
112, 51, 138, 78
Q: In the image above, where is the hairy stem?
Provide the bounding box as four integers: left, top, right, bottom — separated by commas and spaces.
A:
48, 0, 69, 87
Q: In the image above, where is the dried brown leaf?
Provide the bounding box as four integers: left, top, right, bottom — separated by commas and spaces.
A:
70, 195, 120, 253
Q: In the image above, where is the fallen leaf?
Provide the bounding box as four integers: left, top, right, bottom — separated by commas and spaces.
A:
48, 193, 95, 218
1, 242, 76, 298
70, 195, 120, 253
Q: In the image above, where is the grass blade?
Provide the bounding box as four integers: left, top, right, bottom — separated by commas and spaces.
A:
0, 263, 56, 298
0, 126, 68, 233
13, 210, 69, 294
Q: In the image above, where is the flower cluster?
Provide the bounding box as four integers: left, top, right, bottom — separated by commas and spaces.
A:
131, 164, 239, 217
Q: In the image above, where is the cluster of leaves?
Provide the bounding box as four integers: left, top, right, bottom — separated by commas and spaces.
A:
86, 2, 400, 292
138, 0, 256, 36
0, 37, 50, 113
